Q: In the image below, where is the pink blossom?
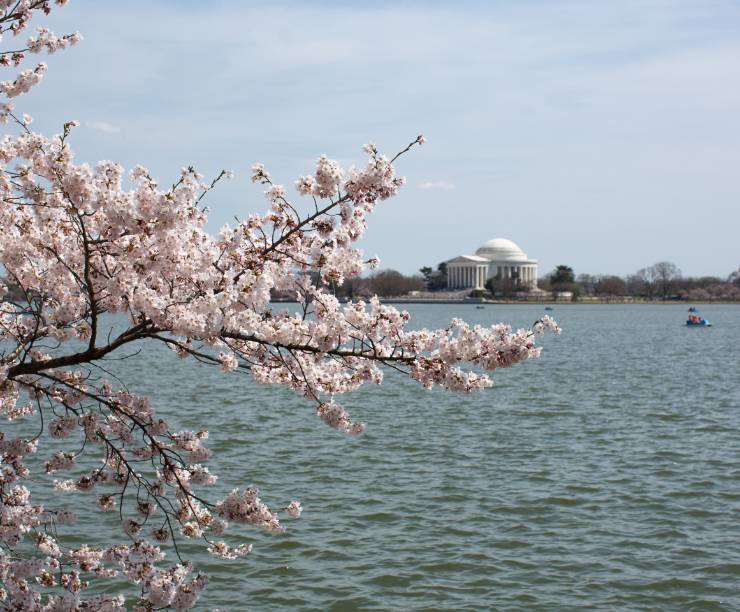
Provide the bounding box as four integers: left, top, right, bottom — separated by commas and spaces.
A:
45, 451, 75, 473
217, 351, 239, 372
250, 162, 270, 184
189, 464, 217, 486
122, 519, 141, 537
295, 175, 314, 195
207, 541, 252, 560
264, 184, 286, 201
313, 155, 343, 198
285, 501, 302, 518
215, 488, 283, 532
0, 62, 46, 97
97, 495, 115, 512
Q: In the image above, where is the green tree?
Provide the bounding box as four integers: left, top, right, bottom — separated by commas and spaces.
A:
419, 266, 434, 288
419, 262, 448, 291
550, 265, 575, 285
487, 276, 519, 298
549, 265, 578, 300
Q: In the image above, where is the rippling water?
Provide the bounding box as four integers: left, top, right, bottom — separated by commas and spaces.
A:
33, 304, 740, 609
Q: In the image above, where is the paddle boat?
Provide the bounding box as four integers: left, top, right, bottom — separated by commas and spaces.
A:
686, 308, 711, 327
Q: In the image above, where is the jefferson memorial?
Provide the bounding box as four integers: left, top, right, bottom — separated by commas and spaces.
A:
446, 238, 538, 290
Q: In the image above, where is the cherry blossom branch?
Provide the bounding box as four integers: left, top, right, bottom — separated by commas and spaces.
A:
0, 5, 558, 607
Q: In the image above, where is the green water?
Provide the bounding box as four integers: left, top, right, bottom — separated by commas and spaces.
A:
35, 304, 740, 609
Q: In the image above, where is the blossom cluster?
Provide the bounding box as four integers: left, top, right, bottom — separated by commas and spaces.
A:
0, 1, 81, 100
0, 2, 559, 609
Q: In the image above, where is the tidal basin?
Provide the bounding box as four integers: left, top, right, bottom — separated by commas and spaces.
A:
67, 303, 740, 609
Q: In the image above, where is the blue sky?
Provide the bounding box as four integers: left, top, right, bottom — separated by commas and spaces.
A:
20, 0, 740, 278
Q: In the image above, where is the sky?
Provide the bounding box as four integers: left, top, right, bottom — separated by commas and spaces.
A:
17, 0, 740, 279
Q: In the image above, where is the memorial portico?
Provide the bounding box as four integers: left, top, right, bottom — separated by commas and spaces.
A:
446, 238, 539, 290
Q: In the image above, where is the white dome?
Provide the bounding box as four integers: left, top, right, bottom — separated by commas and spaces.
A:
475, 238, 528, 262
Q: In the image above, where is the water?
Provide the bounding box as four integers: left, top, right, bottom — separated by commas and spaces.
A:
25, 304, 740, 609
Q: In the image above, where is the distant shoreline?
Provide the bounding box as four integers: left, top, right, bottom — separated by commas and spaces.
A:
383, 300, 740, 305
272, 298, 740, 305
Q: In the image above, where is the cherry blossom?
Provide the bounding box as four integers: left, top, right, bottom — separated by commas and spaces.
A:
285, 501, 303, 519
0, 2, 559, 608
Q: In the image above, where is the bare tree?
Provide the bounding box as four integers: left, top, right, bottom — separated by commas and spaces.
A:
595, 276, 627, 296
649, 261, 682, 298
633, 268, 654, 298
576, 274, 597, 296
366, 270, 425, 296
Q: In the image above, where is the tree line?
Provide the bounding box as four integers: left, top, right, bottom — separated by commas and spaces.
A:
415, 261, 740, 301
7, 261, 738, 302
562, 262, 740, 301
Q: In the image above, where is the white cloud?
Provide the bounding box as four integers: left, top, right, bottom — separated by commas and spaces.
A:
419, 181, 456, 191
86, 120, 120, 133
